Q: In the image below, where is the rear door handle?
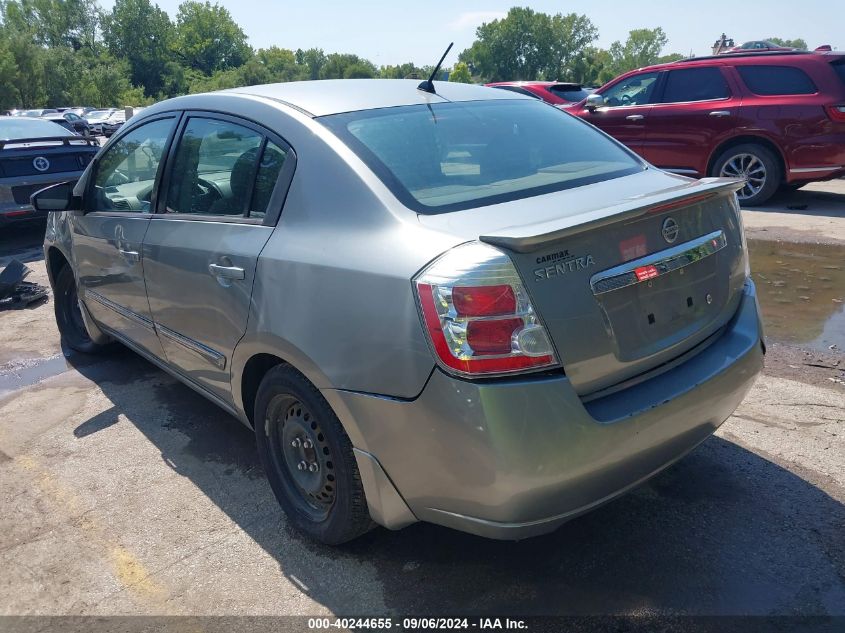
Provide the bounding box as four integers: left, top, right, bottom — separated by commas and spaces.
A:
208, 263, 245, 280
709, 110, 731, 117
625, 114, 645, 121
118, 249, 140, 263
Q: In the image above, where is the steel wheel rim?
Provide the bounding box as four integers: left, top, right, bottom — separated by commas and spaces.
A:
267, 395, 335, 520
719, 153, 767, 200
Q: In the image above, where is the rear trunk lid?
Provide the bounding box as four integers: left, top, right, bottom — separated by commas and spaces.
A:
0, 138, 97, 178
418, 169, 747, 395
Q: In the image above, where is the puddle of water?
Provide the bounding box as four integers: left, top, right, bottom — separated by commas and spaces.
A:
0, 354, 73, 399
748, 239, 845, 353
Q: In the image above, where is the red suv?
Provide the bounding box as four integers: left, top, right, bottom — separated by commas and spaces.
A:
486, 81, 592, 106
573, 51, 845, 205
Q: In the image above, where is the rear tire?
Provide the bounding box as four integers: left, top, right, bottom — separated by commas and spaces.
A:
711, 143, 781, 206
254, 364, 374, 545
54, 265, 111, 354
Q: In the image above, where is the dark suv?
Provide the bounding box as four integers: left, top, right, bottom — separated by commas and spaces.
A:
574, 51, 845, 205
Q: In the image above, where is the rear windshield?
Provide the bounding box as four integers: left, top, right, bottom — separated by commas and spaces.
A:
549, 85, 591, 101
0, 117, 74, 140
320, 100, 642, 214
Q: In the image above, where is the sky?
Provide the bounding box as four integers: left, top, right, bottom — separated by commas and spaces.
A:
98, 0, 841, 67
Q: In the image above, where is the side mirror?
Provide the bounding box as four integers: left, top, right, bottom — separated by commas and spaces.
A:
30, 181, 81, 212
585, 94, 605, 111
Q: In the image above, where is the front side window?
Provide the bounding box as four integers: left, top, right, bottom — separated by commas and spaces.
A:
320, 99, 642, 214
599, 72, 660, 107
661, 67, 730, 103
737, 65, 817, 95
164, 117, 266, 217
91, 117, 174, 212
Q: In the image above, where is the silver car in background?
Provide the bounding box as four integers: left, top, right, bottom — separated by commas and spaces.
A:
36, 80, 764, 544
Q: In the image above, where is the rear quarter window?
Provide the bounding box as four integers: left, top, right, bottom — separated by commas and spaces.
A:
833, 60, 845, 87
737, 65, 817, 95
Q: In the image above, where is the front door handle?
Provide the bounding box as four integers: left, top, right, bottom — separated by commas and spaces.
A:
118, 249, 140, 263
625, 114, 645, 121
709, 110, 731, 117
208, 263, 245, 280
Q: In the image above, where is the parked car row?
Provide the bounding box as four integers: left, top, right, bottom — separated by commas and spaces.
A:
2, 106, 137, 138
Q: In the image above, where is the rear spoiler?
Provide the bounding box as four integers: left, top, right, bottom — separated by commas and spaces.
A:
0, 136, 99, 150
480, 177, 744, 253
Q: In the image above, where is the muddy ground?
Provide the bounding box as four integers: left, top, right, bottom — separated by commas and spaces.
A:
0, 183, 843, 622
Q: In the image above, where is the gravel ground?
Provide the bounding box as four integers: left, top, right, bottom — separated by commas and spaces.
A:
0, 183, 843, 622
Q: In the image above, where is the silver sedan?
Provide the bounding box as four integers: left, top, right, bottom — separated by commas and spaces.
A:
36, 80, 763, 544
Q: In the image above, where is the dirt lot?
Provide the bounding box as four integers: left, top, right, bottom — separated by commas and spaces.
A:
0, 183, 843, 620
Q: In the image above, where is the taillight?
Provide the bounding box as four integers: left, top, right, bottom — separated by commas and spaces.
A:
826, 105, 845, 122
413, 242, 558, 377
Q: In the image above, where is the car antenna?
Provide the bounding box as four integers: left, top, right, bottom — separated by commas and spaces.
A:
418, 43, 453, 94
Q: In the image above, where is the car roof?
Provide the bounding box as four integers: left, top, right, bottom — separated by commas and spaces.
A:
636, 50, 845, 73
221, 79, 530, 117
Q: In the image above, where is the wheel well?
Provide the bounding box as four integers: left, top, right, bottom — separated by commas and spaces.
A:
241, 353, 287, 427
46, 247, 69, 283
707, 136, 785, 180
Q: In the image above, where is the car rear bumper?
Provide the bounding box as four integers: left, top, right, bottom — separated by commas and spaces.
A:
0, 171, 80, 224
328, 280, 764, 539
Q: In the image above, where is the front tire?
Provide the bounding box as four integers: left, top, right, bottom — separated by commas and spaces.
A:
254, 364, 373, 545
712, 143, 781, 206
54, 266, 111, 354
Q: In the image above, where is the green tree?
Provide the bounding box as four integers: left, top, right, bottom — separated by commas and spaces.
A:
570, 46, 613, 85
607, 27, 670, 76
295, 47, 326, 80
459, 7, 550, 81
1, 0, 99, 49
319, 53, 376, 79
102, 0, 174, 96
343, 63, 375, 79
0, 36, 19, 109
174, 1, 252, 75
4, 33, 46, 106
767, 37, 808, 50
459, 7, 597, 82
379, 62, 423, 79
448, 61, 472, 83
545, 12, 599, 80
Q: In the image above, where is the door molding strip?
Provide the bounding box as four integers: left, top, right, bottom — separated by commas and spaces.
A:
85, 289, 155, 330
155, 322, 227, 370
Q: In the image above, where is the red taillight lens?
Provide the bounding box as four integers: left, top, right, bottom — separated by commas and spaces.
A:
452, 284, 516, 316
467, 318, 524, 355
414, 242, 558, 377
826, 105, 845, 122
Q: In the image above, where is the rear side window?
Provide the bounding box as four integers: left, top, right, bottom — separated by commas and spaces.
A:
737, 65, 817, 95
661, 67, 730, 102
320, 100, 642, 214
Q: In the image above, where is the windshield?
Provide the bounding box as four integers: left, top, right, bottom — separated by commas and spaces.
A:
320, 99, 642, 213
0, 117, 74, 140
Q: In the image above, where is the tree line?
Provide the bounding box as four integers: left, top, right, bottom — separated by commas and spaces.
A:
0, 1, 805, 110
